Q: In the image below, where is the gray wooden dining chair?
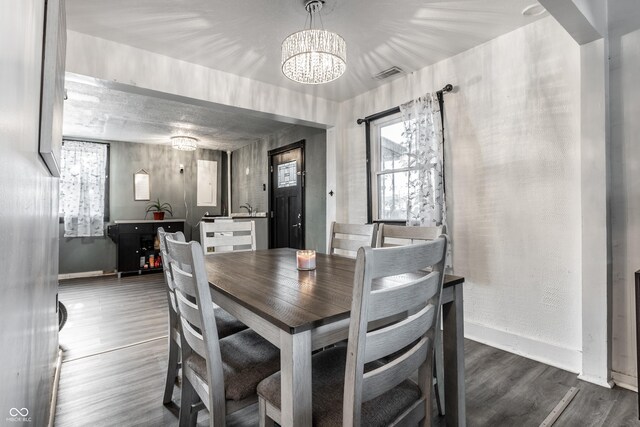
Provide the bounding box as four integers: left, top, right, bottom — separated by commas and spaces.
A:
257, 236, 448, 427
376, 224, 446, 248
157, 227, 247, 408
165, 235, 280, 427
199, 220, 256, 255
375, 223, 448, 415
328, 221, 379, 257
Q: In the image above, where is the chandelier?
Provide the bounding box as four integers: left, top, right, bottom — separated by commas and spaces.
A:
281, 0, 346, 85
171, 136, 197, 151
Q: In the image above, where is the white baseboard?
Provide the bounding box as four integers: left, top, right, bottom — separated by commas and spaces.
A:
577, 373, 615, 388
465, 321, 582, 374
611, 371, 637, 392
58, 270, 112, 280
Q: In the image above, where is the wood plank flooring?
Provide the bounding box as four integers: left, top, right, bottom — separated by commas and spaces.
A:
55, 274, 640, 426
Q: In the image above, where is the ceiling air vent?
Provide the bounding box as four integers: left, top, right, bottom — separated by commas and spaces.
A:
373, 66, 404, 80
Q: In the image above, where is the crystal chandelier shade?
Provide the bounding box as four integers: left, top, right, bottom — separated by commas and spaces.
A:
281, 1, 346, 85
171, 136, 197, 151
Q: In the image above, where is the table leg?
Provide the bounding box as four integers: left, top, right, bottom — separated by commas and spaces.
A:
443, 284, 466, 427
280, 329, 312, 427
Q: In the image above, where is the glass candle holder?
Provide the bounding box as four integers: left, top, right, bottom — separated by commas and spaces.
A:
296, 250, 316, 271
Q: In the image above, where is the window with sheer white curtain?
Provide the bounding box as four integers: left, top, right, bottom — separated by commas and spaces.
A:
59, 140, 108, 237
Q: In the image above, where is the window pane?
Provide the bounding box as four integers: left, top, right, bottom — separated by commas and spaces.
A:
377, 171, 408, 221
379, 121, 408, 171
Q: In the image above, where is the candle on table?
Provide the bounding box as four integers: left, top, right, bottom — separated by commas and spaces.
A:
296, 250, 316, 271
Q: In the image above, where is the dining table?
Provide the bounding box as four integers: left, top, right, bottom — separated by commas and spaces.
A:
204, 247, 466, 427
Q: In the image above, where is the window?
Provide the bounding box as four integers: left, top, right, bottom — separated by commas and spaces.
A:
369, 111, 411, 223
59, 140, 110, 236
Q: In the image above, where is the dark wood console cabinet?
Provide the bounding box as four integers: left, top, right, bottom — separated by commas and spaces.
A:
107, 220, 185, 277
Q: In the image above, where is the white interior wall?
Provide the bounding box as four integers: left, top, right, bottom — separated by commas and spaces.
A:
333, 17, 583, 371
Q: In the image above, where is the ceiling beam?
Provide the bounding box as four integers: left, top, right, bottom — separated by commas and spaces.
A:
539, 0, 606, 45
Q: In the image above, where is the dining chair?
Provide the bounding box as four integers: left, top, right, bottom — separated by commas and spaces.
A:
165, 235, 280, 427
374, 223, 448, 415
157, 227, 247, 408
376, 224, 446, 248
328, 221, 379, 257
257, 236, 448, 426
199, 220, 256, 255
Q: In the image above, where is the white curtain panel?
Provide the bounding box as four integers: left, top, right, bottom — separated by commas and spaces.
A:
399, 93, 446, 228
60, 141, 107, 237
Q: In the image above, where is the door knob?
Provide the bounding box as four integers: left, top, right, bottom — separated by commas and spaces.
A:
292, 223, 301, 228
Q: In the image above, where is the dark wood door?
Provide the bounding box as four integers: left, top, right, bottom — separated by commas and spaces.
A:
269, 141, 304, 249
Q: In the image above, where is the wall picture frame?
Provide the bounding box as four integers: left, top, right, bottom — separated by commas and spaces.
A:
38, 0, 67, 177
134, 169, 150, 201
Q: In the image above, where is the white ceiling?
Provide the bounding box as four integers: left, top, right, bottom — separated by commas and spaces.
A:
63, 1, 546, 149
65, 0, 547, 102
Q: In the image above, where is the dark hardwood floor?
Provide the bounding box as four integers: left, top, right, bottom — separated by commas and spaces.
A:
55, 274, 640, 426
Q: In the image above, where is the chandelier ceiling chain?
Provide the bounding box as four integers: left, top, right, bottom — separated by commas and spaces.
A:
281, 0, 347, 85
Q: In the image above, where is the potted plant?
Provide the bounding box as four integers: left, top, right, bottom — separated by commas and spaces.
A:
145, 198, 173, 221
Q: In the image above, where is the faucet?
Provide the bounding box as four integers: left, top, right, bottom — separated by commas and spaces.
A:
239, 203, 253, 215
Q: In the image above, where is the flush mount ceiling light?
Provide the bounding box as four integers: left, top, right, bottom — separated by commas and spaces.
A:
522, 3, 546, 16
171, 136, 198, 151
281, 0, 346, 85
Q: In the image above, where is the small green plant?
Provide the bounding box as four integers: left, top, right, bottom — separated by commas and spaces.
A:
145, 198, 173, 218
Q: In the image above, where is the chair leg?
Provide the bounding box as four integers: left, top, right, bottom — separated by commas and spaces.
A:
419, 352, 435, 427
258, 397, 275, 427
163, 337, 181, 405
179, 376, 198, 427
434, 322, 445, 416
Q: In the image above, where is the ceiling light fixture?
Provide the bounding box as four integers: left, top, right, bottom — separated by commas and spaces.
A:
522, 3, 546, 16
171, 136, 198, 151
281, 0, 346, 85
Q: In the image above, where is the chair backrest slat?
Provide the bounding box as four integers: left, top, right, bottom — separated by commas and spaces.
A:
376, 224, 446, 248
328, 221, 378, 257
173, 282, 202, 329
343, 236, 447, 426
369, 239, 446, 279
368, 271, 440, 322
180, 313, 208, 357
205, 234, 254, 247
361, 337, 429, 402
200, 220, 256, 254
364, 304, 435, 363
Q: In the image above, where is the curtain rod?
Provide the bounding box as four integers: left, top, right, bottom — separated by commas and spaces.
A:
356, 83, 453, 125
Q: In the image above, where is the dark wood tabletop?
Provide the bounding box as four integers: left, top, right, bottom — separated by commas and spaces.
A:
205, 248, 464, 334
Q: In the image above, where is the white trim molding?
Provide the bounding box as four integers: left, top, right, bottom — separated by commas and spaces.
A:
465, 321, 582, 374
611, 371, 637, 392
58, 270, 110, 280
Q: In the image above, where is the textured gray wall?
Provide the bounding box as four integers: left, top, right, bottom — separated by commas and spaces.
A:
0, 1, 59, 422
232, 125, 327, 253
59, 141, 227, 274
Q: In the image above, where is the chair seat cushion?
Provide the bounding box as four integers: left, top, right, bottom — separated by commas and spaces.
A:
214, 306, 248, 339
257, 346, 421, 427
185, 328, 280, 401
